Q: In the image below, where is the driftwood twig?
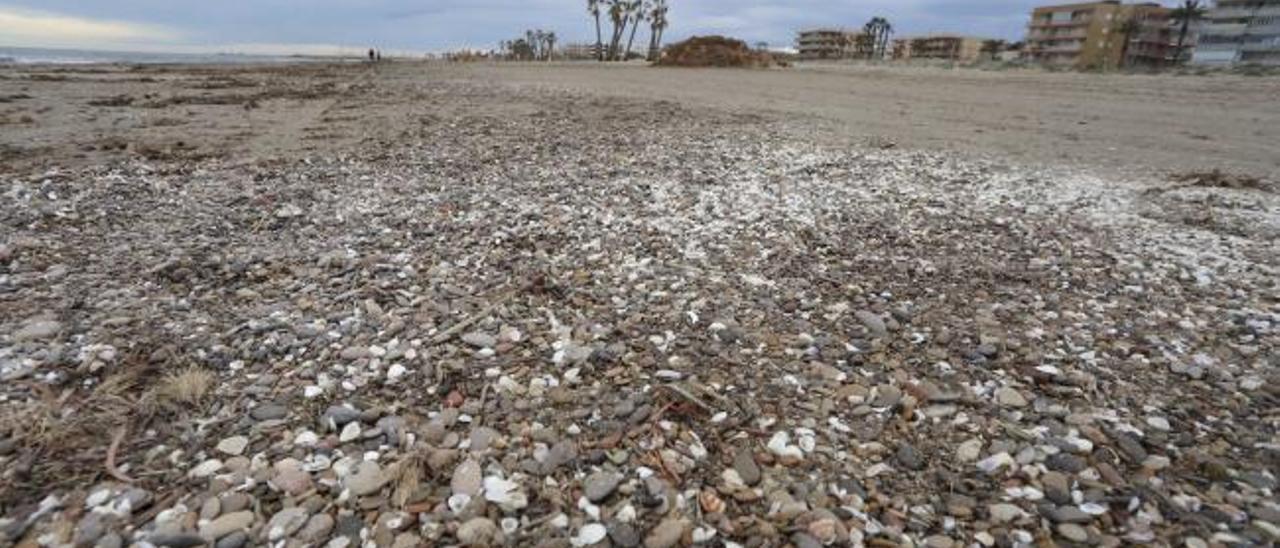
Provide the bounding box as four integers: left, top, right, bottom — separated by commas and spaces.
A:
105, 425, 135, 483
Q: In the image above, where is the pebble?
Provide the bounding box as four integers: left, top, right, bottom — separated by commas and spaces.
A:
189, 459, 224, 478
451, 459, 483, 497
322, 405, 362, 429
1049, 506, 1094, 524
148, 535, 206, 548
296, 513, 335, 543
989, 503, 1023, 523
854, 310, 887, 337
457, 517, 502, 546
995, 386, 1028, 407
214, 531, 248, 548
345, 460, 388, 496
462, 332, 497, 348
272, 460, 313, 495
609, 523, 641, 547
1046, 453, 1088, 474
216, 436, 249, 456
896, 443, 925, 470
339, 421, 362, 442
1042, 471, 1072, 504
733, 448, 762, 486
573, 523, 608, 546
199, 511, 254, 541
643, 518, 688, 548
584, 470, 623, 503
957, 439, 983, 462
264, 507, 310, 541
249, 403, 288, 421
1057, 523, 1089, 543
13, 319, 62, 341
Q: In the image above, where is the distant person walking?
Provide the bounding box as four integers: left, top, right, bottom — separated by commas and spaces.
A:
369, 48, 376, 62
376, 50, 382, 62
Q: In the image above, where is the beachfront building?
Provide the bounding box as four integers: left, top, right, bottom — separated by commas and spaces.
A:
1024, 1, 1174, 69
892, 35, 989, 63
1193, 0, 1280, 65
562, 43, 603, 60
797, 29, 862, 59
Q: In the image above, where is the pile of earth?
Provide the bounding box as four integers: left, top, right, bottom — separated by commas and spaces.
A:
655, 36, 780, 68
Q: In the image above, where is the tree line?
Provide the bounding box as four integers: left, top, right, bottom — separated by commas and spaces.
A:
588, 0, 670, 61
499, 30, 558, 61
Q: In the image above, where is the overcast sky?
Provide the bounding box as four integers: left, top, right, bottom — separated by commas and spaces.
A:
1, 1, 1188, 55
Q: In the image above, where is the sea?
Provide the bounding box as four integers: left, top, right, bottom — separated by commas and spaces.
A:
0, 46, 354, 65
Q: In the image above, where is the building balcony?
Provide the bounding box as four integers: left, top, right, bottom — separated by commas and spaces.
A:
1210, 6, 1280, 20
1202, 23, 1248, 36
1029, 30, 1088, 40
1244, 23, 1280, 36
1033, 43, 1084, 53
1241, 42, 1280, 52
1029, 19, 1091, 28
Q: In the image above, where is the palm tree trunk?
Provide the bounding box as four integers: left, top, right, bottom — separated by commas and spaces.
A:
609, 17, 625, 60
648, 26, 658, 61
594, 14, 604, 61
625, 14, 641, 59
1176, 19, 1190, 64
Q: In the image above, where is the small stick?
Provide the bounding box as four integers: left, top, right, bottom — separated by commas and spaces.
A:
659, 384, 716, 415
475, 383, 491, 427
427, 283, 527, 347
105, 426, 135, 483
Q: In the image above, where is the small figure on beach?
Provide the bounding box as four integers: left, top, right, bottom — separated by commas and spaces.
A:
369, 48, 376, 62
376, 50, 382, 62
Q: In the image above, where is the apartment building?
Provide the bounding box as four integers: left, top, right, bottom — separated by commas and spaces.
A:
1025, 1, 1173, 68
892, 35, 988, 63
797, 29, 862, 59
1193, 0, 1280, 65
562, 43, 602, 60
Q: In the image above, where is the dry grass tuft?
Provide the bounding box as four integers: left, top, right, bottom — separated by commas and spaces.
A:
391, 450, 430, 508
0, 370, 150, 507
156, 367, 215, 406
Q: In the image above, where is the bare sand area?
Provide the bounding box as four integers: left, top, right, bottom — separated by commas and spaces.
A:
3, 61, 1278, 178
433, 62, 1280, 179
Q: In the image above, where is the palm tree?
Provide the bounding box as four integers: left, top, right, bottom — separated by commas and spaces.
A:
878, 20, 894, 59
646, 0, 669, 61
588, 0, 604, 61
1170, 0, 1205, 65
624, 1, 646, 59
863, 17, 890, 59
607, 0, 627, 60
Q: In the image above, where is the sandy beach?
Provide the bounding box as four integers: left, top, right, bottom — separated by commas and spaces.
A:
1, 61, 1277, 547
3, 61, 1279, 178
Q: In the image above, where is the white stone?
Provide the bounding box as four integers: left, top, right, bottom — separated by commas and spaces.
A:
483, 476, 527, 511
976, 452, 1014, 474
188, 459, 224, 478
571, 523, 607, 547
386, 363, 408, 381
340, 422, 362, 443
216, 436, 249, 456
766, 431, 804, 463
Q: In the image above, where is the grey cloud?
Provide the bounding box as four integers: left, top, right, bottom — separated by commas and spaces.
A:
4, 0, 1184, 52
